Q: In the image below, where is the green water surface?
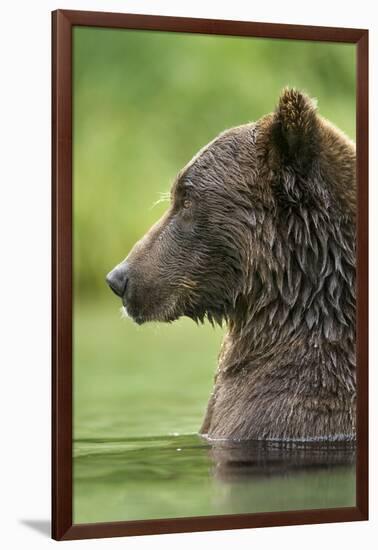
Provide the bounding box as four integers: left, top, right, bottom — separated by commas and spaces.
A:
74, 434, 355, 524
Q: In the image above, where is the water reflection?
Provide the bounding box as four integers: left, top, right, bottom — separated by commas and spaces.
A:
73, 434, 355, 524
208, 439, 355, 481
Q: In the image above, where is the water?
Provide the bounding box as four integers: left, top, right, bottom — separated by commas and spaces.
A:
73, 434, 355, 524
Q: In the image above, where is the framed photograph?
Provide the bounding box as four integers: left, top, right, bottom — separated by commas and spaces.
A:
52, 9, 368, 541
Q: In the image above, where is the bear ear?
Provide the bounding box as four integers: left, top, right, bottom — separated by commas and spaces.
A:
272, 88, 319, 171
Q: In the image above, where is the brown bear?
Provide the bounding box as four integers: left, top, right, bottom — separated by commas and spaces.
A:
107, 88, 356, 442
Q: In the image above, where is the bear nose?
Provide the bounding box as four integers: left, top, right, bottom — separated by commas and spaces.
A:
106, 262, 129, 298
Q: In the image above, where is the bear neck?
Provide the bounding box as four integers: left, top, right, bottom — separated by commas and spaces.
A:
223, 206, 356, 372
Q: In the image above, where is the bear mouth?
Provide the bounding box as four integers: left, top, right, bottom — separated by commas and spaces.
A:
120, 304, 181, 325
120, 305, 130, 320
120, 304, 145, 325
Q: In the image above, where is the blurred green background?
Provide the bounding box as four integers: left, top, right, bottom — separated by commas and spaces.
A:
73, 27, 356, 523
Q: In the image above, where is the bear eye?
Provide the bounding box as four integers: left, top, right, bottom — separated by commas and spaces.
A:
183, 198, 192, 209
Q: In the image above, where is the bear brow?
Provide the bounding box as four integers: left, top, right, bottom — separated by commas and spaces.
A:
172, 172, 193, 197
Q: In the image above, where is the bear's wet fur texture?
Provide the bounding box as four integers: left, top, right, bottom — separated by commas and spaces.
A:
108, 88, 356, 442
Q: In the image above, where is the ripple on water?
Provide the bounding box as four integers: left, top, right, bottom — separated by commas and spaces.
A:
73, 434, 356, 524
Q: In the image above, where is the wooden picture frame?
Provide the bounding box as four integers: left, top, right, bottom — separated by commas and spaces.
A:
52, 9, 368, 541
